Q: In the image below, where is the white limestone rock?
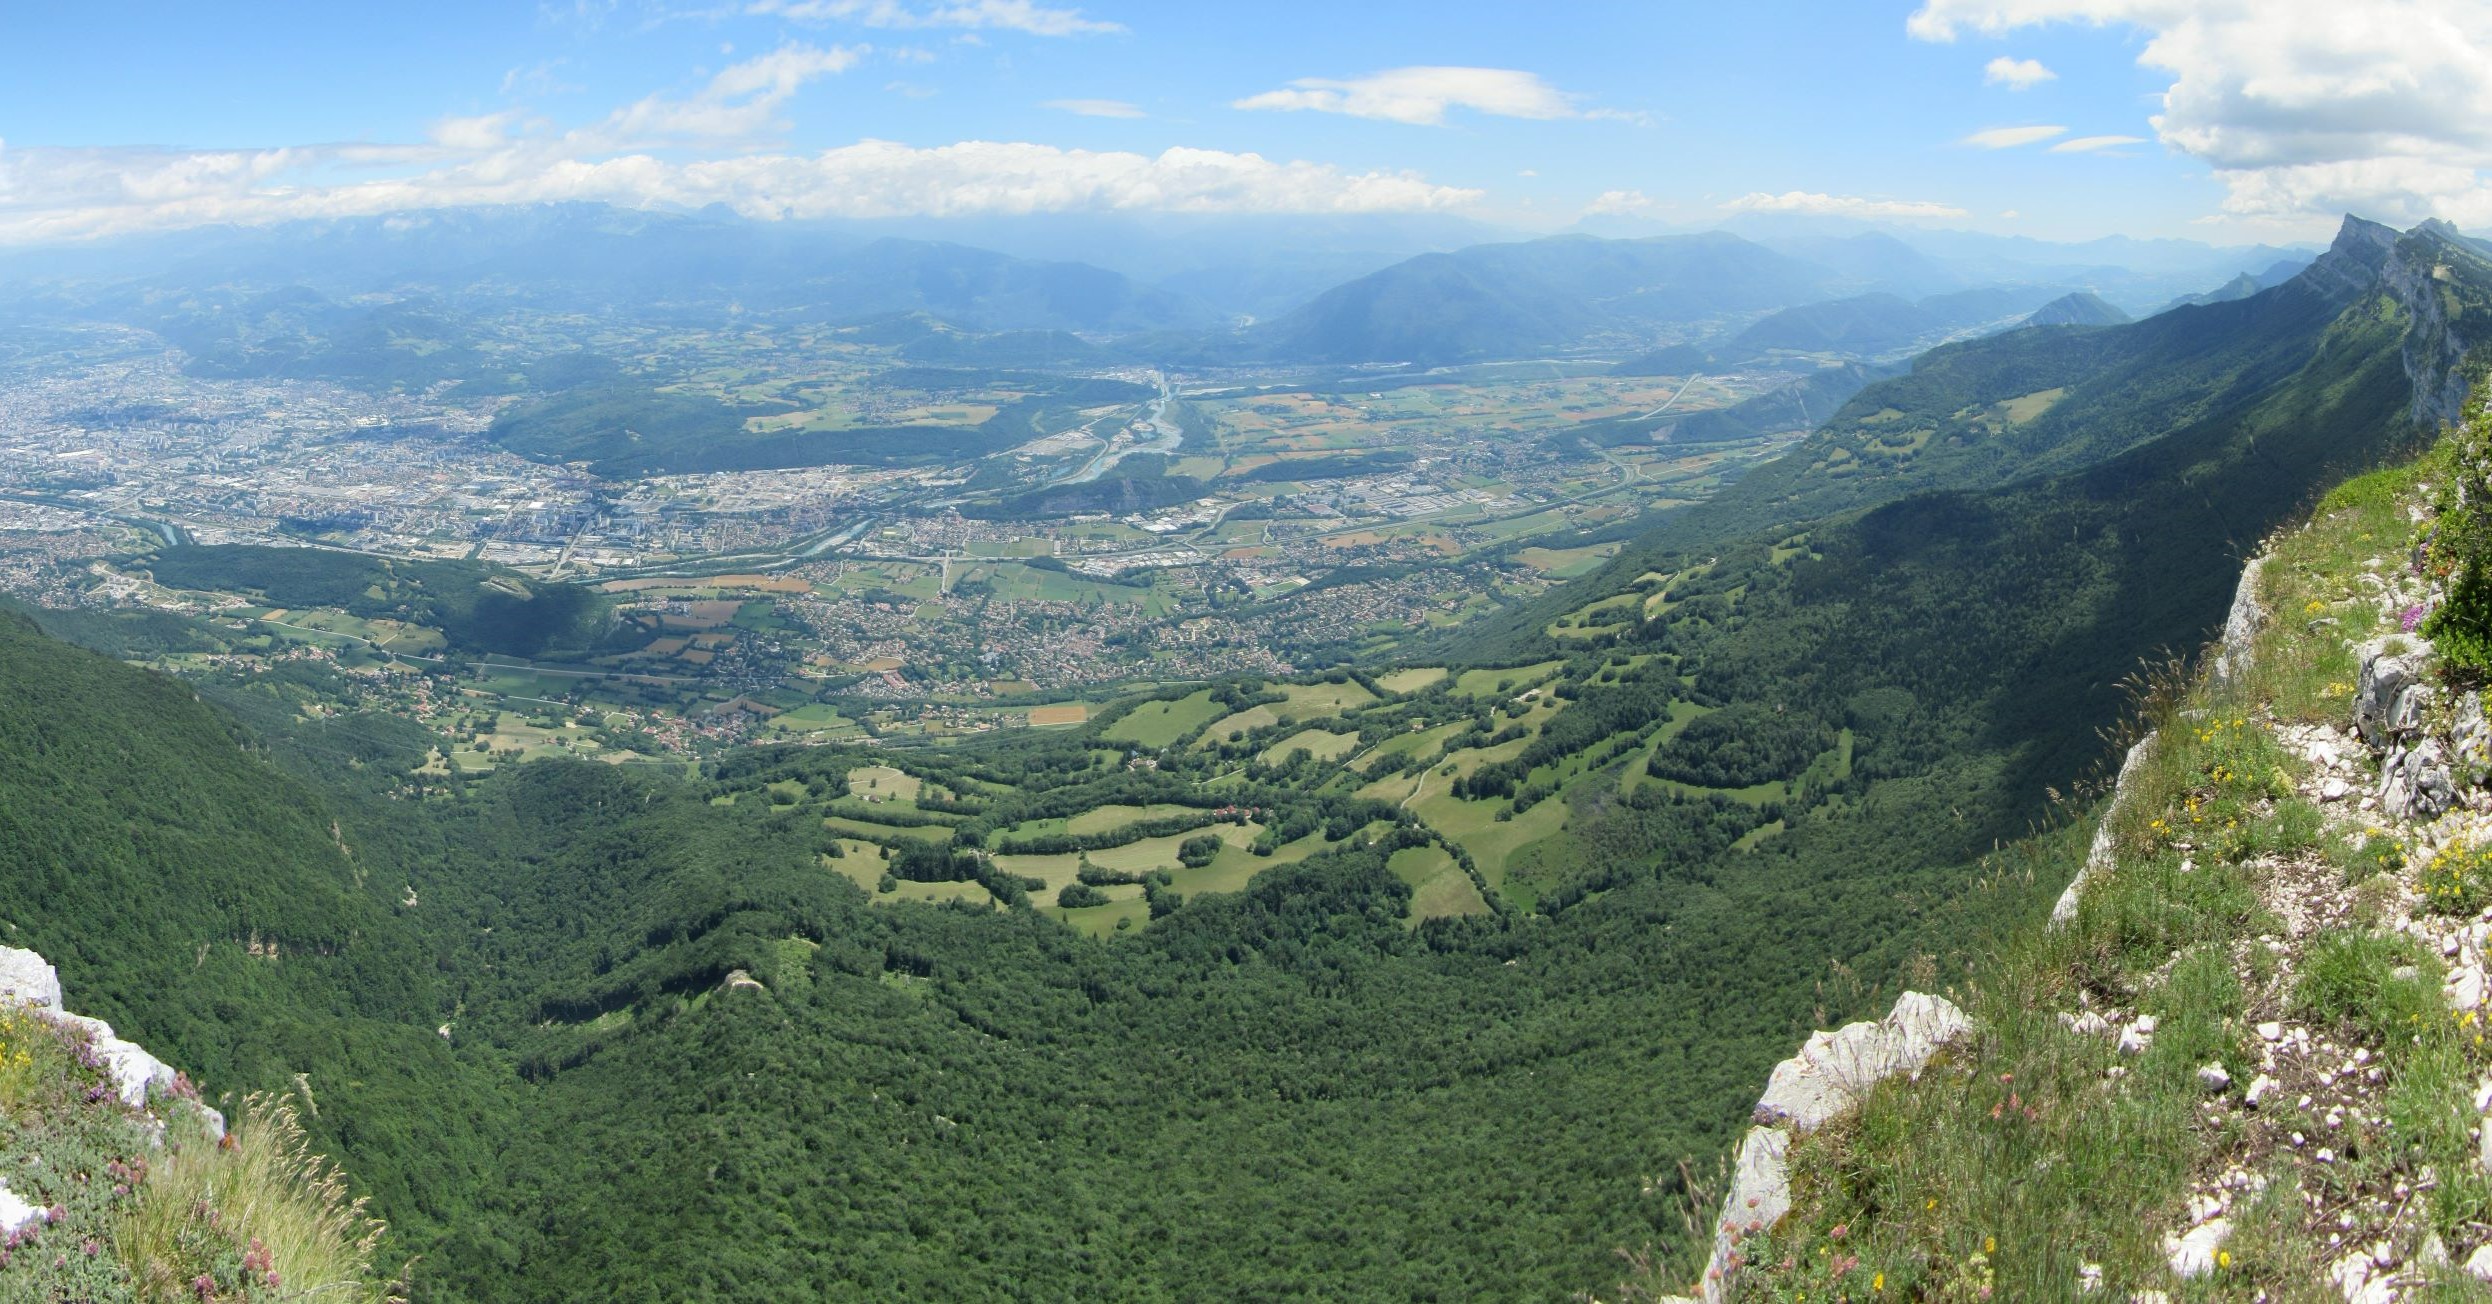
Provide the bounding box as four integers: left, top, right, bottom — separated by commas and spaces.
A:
1704, 992, 1971, 1302
2053, 732, 2158, 929
2212, 557, 2267, 686
1753, 992, 1972, 1130
0, 1181, 41, 1237
1699, 1125, 1791, 1303
0, 946, 178, 1109
2457, 691, 2490, 773
0, 949, 62, 1013
2469, 1243, 2492, 1282
2166, 1217, 2230, 1278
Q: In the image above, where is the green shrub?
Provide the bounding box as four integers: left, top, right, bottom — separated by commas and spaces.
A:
1055, 882, 1110, 909
2422, 387, 2492, 677
2417, 839, 2492, 916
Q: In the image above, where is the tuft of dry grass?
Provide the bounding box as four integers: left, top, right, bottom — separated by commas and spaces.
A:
116, 1092, 404, 1302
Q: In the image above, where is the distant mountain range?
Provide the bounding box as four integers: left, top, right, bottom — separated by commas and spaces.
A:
0, 204, 2327, 373
1223, 233, 1837, 366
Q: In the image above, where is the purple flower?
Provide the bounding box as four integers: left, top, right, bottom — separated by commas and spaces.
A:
2403, 603, 2428, 632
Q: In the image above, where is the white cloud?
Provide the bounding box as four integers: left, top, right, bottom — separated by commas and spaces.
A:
750, 0, 1121, 35
0, 35, 1501, 245
1908, 0, 2492, 225
1584, 189, 1655, 215
1234, 66, 1593, 126
589, 43, 864, 146
2051, 133, 2146, 153
1044, 98, 1145, 118
1963, 124, 2066, 148
431, 112, 528, 152
1721, 190, 1969, 220
0, 138, 1481, 245
1983, 56, 2056, 89
501, 59, 580, 99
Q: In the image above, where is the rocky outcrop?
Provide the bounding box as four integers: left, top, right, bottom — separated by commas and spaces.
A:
1680, 992, 1972, 1303
2051, 731, 2159, 929
2213, 555, 2268, 687
2355, 638, 2463, 821
0, 947, 224, 1241
0, 947, 197, 1116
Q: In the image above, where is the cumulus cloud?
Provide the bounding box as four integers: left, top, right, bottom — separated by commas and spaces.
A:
1044, 98, 1145, 118
1908, 0, 2492, 225
2051, 133, 2146, 153
1983, 56, 2056, 89
0, 138, 1481, 245
1963, 124, 2066, 149
1721, 190, 1969, 220
1233, 66, 1603, 126
749, 0, 1122, 36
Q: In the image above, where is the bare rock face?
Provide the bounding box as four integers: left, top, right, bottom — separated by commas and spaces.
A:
2382, 738, 2459, 821
2354, 640, 2430, 746
2212, 556, 2268, 687
1754, 992, 1974, 1130
2456, 691, 2489, 779
2051, 732, 2158, 929
1697, 992, 1973, 1302
0, 949, 62, 1012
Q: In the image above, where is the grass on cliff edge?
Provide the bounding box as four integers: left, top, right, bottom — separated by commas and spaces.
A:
118, 1092, 401, 1303
0, 1005, 398, 1303
1609, 447, 2490, 1302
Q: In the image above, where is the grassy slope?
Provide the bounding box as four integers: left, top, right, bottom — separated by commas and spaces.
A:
1693, 446, 2489, 1302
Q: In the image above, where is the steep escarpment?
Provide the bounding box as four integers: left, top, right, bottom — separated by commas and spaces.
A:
1676, 387, 2492, 1300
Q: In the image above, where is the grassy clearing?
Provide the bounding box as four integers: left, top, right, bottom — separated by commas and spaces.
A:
1104, 690, 1224, 747
1377, 667, 1448, 694
1258, 729, 1360, 766
846, 765, 921, 803
822, 816, 954, 845
1410, 788, 1566, 894
1388, 845, 1490, 922
1451, 662, 1565, 699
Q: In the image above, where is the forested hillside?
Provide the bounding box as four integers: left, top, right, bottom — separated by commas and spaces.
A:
140, 545, 616, 658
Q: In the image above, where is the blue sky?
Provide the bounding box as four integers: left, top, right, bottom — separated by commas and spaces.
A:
1, 1, 2482, 245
